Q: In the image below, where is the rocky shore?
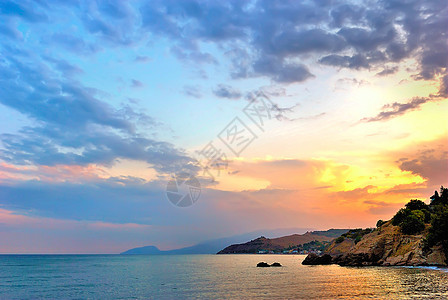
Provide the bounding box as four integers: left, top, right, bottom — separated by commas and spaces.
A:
303, 221, 447, 267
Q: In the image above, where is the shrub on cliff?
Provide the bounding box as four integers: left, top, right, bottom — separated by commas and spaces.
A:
354, 236, 362, 244
339, 228, 373, 244
335, 236, 345, 244
392, 208, 411, 226
392, 206, 426, 235
376, 220, 386, 227
405, 200, 431, 223
405, 199, 428, 211
425, 204, 448, 256
399, 212, 426, 235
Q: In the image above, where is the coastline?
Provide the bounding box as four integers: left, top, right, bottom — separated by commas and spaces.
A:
399, 265, 448, 273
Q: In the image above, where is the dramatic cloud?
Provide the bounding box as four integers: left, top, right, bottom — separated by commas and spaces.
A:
438, 74, 448, 98
2, 0, 446, 86
376, 66, 398, 76
252, 57, 314, 83
183, 85, 202, 99
396, 137, 448, 188
362, 97, 430, 122
212, 84, 242, 99
0, 38, 196, 175
363, 200, 403, 215
137, 0, 446, 86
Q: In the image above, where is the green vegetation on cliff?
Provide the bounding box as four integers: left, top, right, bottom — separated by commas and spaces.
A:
425, 187, 448, 257
341, 228, 374, 244
389, 187, 448, 251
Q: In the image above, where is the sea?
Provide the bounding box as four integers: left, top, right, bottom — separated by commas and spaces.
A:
0, 254, 447, 299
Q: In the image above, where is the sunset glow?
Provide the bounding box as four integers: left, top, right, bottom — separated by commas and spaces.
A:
0, 0, 446, 253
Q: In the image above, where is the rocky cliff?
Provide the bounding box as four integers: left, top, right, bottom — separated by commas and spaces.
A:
303, 221, 447, 267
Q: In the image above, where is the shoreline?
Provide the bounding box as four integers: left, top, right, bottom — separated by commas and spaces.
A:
399, 265, 448, 273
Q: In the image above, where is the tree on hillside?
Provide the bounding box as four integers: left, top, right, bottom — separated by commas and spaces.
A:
392, 203, 427, 235
400, 212, 426, 235
376, 220, 386, 228
405, 199, 428, 211
430, 186, 448, 206
425, 205, 448, 257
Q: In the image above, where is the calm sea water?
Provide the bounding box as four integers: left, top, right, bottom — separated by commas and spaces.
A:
0, 254, 447, 299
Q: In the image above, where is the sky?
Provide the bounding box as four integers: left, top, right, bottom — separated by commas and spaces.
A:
0, 0, 447, 253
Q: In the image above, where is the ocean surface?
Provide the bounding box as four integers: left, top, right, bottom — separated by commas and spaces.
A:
0, 254, 447, 299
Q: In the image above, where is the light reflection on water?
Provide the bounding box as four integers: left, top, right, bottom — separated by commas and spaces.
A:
0, 254, 447, 299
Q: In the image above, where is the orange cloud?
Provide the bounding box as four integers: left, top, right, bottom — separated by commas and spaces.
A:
204, 137, 446, 231
395, 137, 448, 188
219, 158, 352, 191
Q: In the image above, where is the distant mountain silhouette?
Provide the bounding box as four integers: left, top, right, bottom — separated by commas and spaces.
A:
217, 229, 350, 254
120, 227, 314, 255
310, 229, 351, 238
121, 246, 162, 255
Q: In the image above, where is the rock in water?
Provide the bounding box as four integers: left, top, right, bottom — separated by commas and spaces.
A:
257, 262, 270, 267
270, 262, 282, 267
